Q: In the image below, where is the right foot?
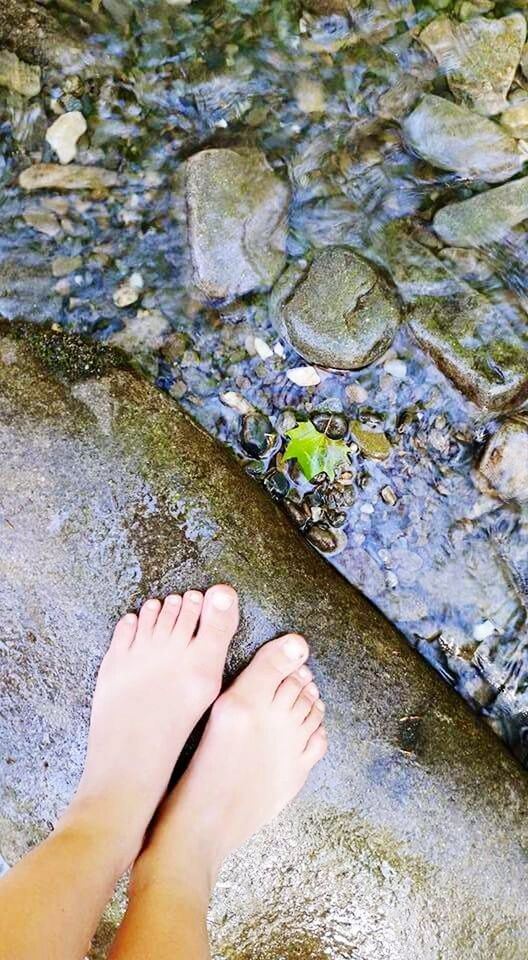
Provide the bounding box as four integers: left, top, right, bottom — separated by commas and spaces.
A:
135, 633, 327, 895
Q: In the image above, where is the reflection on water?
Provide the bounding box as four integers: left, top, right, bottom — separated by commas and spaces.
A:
0, 0, 527, 759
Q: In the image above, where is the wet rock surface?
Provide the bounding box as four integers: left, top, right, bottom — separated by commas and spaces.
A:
433, 176, 528, 248
403, 94, 523, 182
477, 419, 528, 503
186, 148, 289, 304
271, 246, 400, 370
2, 328, 528, 960
420, 14, 526, 116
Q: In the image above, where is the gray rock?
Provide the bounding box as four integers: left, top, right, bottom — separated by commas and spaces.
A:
270, 246, 400, 370
433, 176, 528, 247
420, 14, 527, 116
500, 99, 528, 139
186, 147, 289, 304
0, 48, 40, 97
403, 94, 523, 183
378, 220, 466, 302
3, 324, 528, 959
477, 419, 528, 502
408, 292, 528, 409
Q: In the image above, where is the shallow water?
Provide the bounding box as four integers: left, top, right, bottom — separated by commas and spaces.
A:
1, 0, 527, 759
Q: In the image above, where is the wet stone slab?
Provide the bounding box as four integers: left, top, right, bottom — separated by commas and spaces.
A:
2, 328, 528, 959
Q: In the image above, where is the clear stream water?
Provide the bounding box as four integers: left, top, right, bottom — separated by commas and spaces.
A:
1, 0, 527, 760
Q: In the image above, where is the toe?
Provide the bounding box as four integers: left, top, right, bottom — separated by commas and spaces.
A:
109, 612, 137, 654
154, 594, 182, 640
134, 598, 161, 646
235, 633, 309, 704
302, 700, 325, 743
171, 590, 203, 646
273, 664, 312, 710
193, 585, 239, 663
292, 685, 318, 723
304, 727, 328, 767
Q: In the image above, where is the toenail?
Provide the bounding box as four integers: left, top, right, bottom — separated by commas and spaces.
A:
298, 665, 311, 681
167, 594, 180, 605
315, 699, 325, 712
187, 591, 202, 604
210, 587, 234, 611
283, 636, 306, 661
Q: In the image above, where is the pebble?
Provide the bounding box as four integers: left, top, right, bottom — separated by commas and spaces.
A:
384, 358, 407, 379
254, 337, 273, 360
51, 255, 83, 278
219, 391, 255, 415
240, 413, 274, 458
306, 524, 338, 553
19, 164, 118, 192
45, 111, 87, 165
311, 412, 348, 439
23, 208, 61, 237
113, 272, 144, 308
345, 383, 368, 404
286, 365, 321, 386
350, 421, 392, 460
381, 485, 397, 505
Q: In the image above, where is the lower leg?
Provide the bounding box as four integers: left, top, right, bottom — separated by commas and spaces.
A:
110, 633, 327, 960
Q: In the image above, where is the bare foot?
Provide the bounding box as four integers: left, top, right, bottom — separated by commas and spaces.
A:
64, 585, 239, 872
135, 633, 327, 898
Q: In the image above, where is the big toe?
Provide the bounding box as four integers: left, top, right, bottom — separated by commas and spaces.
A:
193, 585, 239, 668
235, 634, 309, 704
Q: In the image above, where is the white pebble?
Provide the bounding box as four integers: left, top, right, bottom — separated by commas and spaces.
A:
45, 111, 87, 165
286, 365, 321, 387
274, 341, 286, 358
384, 358, 407, 379
219, 391, 254, 415
360, 503, 375, 514
254, 337, 273, 360
113, 272, 144, 308
472, 620, 496, 641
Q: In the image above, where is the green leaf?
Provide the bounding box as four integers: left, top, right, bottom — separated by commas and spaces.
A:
283, 421, 350, 482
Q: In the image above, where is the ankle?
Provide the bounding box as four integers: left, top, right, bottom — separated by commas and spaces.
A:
56, 793, 143, 879
131, 833, 215, 910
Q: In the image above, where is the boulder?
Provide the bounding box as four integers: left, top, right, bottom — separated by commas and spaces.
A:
433, 176, 528, 247
476, 419, 528, 502
403, 94, 523, 183
270, 246, 401, 369
186, 147, 289, 304
2, 325, 528, 958
420, 14, 526, 116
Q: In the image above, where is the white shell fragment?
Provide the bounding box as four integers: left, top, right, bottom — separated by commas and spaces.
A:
45, 111, 87, 165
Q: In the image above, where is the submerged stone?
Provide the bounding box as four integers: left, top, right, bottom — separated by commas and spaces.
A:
0, 49, 40, 97
350, 420, 392, 460
500, 99, 528, 139
420, 14, 526, 116
433, 176, 528, 248
45, 111, 87, 165
403, 95, 523, 183
270, 246, 400, 370
408, 293, 528, 409
186, 147, 289, 304
476, 419, 528, 503
19, 163, 118, 192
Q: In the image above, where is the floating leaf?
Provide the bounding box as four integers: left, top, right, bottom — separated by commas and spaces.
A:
284, 421, 350, 482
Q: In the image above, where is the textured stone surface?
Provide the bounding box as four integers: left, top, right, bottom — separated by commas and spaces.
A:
433, 176, 528, 248
476, 419, 528, 502
186, 147, 289, 304
420, 14, 526, 116
18, 163, 118, 192
0, 48, 40, 97
270, 246, 400, 370
403, 94, 523, 183
0, 0, 83, 69
2, 326, 528, 959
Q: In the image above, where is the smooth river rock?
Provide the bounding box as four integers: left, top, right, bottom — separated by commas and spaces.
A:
45, 111, 87, 165
19, 163, 118, 192
186, 147, 289, 304
270, 246, 400, 369
420, 14, 526, 116
403, 94, 523, 183
433, 176, 528, 248
476, 419, 528, 502
2, 325, 528, 959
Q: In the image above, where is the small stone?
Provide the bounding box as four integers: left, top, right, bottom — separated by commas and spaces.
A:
254, 337, 273, 360
433, 176, 528, 248
219, 391, 255, 415
0, 49, 41, 97
350, 421, 392, 460
419, 14, 526, 116
286, 366, 321, 387
51, 255, 82, 278
23, 208, 61, 237
306, 524, 338, 554
112, 272, 144, 308
384, 358, 407, 379
345, 383, 368, 404
271, 247, 401, 370
19, 164, 118, 192
476, 419, 528, 502
381, 485, 397, 505
473, 620, 496, 641
186, 147, 289, 304
240, 413, 275, 458
264, 470, 290, 499
110, 310, 170, 353
295, 76, 325, 113
161, 332, 188, 363
403, 95, 522, 183
45, 111, 87, 165
311, 412, 348, 439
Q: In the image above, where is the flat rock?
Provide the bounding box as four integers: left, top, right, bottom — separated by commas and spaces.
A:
186, 147, 289, 304
19, 163, 118, 192
408, 292, 528, 409
476, 419, 528, 502
2, 324, 528, 959
270, 246, 401, 369
0, 48, 40, 97
420, 14, 526, 116
403, 94, 523, 183
433, 176, 528, 247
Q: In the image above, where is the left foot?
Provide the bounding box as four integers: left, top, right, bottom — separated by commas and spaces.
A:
63, 585, 239, 872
